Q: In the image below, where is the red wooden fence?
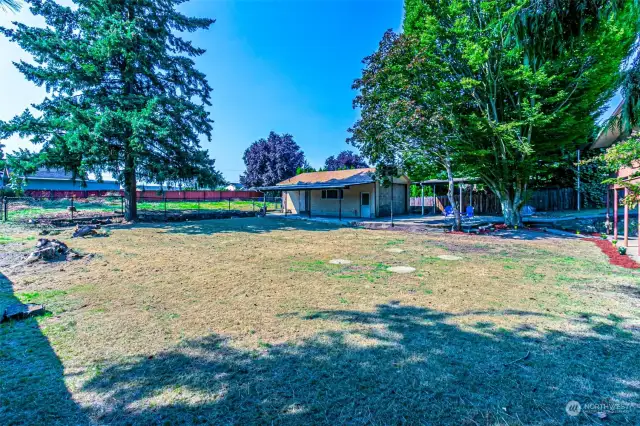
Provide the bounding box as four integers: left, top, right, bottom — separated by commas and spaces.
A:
24, 189, 264, 200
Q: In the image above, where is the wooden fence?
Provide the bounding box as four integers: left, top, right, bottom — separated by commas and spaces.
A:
411, 187, 579, 215
23, 189, 264, 200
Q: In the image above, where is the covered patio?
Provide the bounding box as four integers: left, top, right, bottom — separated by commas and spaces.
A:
411, 178, 482, 216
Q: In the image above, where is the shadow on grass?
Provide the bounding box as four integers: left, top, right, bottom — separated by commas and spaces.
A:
111, 216, 342, 236
0, 272, 88, 425
81, 303, 639, 425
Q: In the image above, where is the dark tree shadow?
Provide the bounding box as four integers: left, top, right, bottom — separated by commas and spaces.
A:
0, 272, 88, 425
81, 303, 639, 425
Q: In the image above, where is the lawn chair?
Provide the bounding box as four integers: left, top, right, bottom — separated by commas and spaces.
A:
520, 205, 536, 217
461, 205, 475, 231
442, 205, 455, 219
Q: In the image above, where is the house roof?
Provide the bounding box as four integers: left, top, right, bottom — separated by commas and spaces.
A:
12, 167, 118, 182
29, 168, 77, 180
279, 168, 377, 185
256, 168, 414, 191
591, 99, 628, 149
257, 168, 377, 191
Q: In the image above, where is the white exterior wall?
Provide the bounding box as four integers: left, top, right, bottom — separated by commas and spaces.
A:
283, 184, 376, 218
284, 190, 306, 214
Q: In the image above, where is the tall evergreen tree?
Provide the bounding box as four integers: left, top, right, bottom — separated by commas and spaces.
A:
0, 0, 20, 12
0, 0, 221, 220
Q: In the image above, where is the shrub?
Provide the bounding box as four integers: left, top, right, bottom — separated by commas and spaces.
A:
618, 246, 627, 255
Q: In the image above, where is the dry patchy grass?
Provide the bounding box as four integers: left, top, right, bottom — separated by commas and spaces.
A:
0, 218, 639, 425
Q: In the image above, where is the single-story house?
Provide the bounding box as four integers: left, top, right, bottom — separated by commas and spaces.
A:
258, 168, 410, 219
1, 167, 120, 191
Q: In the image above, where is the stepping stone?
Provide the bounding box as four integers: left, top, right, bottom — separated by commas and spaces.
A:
387, 266, 416, 274
437, 255, 462, 261
385, 248, 405, 253
329, 259, 352, 265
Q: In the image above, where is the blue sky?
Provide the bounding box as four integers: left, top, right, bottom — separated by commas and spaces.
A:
0, 0, 404, 182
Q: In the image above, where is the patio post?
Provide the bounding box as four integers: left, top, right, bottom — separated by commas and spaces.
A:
433, 184, 436, 215
421, 184, 424, 216
339, 192, 342, 221
308, 191, 311, 218
391, 182, 394, 227
624, 188, 629, 247
459, 184, 462, 213
606, 187, 610, 226
637, 198, 639, 256
614, 188, 618, 240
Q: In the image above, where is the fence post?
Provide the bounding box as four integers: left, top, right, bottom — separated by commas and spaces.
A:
228, 198, 230, 211
121, 196, 124, 216
252, 199, 255, 212
198, 196, 201, 217
164, 196, 167, 221
3, 197, 6, 221
70, 196, 74, 220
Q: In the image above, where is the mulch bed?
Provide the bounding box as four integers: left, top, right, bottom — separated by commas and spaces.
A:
587, 238, 640, 269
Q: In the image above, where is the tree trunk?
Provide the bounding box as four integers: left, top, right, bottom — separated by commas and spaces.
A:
123, 151, 137, 221
495, 188, 523, 227
444, 159, 461, 231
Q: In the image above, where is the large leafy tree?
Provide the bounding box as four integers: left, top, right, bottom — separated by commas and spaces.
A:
0, 0, 222, 220
240, 131, 306, 188
350, 31, 467, 229
358, 0, 638, 225
324, 150, 368, 171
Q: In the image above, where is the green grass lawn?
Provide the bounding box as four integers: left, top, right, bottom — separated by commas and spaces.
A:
7, 199, 121, 221
0, 219, 638, 425
6, 198, 281, 221
137, 199, 280, 212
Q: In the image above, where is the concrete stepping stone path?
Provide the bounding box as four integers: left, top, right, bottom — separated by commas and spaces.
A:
329, 259, 352, 265
384, 248, 405, 253
387, 266, 416, 274
437, 255, 462, 261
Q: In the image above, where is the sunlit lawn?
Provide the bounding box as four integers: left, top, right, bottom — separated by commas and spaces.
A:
5, 199, 280, 221
0, 218, 638, 425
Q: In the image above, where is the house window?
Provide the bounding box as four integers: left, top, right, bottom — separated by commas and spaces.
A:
321, 189, 343, 199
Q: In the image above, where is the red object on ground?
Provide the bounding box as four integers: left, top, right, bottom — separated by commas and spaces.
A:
494, 224, 508, 230
587, 238, 640, 269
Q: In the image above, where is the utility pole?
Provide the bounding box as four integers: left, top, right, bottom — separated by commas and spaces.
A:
577, 149, 581, 211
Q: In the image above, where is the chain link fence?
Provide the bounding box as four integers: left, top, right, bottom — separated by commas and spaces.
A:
137, 196, 282, 221
1, 195, 282, 224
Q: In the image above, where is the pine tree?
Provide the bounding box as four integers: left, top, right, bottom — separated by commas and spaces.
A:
0, 0, 20, 12
0, 0, 221, 220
